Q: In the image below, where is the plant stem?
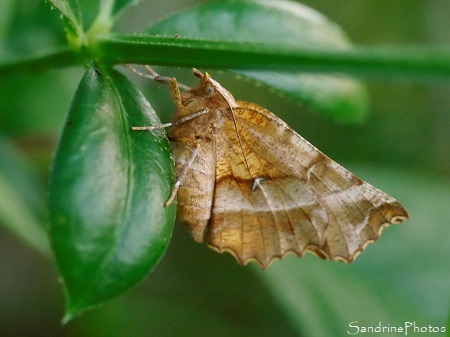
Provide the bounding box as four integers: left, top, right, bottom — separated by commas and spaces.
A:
95, 34, 450, 81
3, 35, 450, 82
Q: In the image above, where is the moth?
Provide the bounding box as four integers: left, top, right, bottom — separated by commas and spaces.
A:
130, 66, 409, 269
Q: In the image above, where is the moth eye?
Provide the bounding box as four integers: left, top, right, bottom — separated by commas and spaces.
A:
204, 85, 215, 97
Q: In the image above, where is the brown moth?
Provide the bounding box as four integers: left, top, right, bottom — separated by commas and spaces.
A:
132, 67, 409, 269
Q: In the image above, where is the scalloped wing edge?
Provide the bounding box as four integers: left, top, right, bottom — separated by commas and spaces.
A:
207, 212, 409, 270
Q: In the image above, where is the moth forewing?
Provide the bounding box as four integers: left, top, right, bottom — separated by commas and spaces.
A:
130, 67, 409, 269
170, 139, 215, 241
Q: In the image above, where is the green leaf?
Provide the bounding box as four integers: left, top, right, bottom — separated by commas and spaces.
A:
0, 136, 50, 256
109, 0, 142, 20
145, 0, 369, 123
0, 0, 14, 43
89, 0, 142, 39
257, 166, 450, 336
49, 67, 176, 322
48, 0, 83, 39
94, 0, 144, 22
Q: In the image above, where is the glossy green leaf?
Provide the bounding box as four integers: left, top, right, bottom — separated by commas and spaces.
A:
49, 67, 176, 322
145, 0, 369, 123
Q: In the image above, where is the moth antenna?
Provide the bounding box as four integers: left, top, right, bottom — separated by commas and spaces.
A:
192, 68, 204, 78
125, 64, 156, 80
229, 106, 253, 178
208, 78, 253, 178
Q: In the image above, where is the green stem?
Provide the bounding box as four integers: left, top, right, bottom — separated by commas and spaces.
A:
3, 35, 450, 81
95, 34, 450, 80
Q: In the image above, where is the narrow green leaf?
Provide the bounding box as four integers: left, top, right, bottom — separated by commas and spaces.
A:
0, 136, 50, 256
48, 0, 83, 38
110, 0, 142, 19
89, 0, 141, 39
257, 166, 450, 335
0, 0, 14, 43
94, 0, 143, 22
145, 0, 368, 123
49, 67, 176, 321
87, 0, 140, 41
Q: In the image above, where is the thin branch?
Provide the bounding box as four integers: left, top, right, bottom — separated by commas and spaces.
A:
3, 35, 450, 82
96, 34, 450, 81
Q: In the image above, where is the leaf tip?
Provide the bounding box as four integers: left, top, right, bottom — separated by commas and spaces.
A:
61, 290, 93, 324
61, 308, 78, 325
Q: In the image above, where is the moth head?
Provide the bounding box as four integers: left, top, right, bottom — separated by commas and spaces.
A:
189, 69, 217, 98
180, 68, 237, 111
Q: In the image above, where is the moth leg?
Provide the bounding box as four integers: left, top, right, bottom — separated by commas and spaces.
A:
124, 64, 189, 107
165, 143, 201, 207
143, 65, 159, 77
143, 65, 191, 91
153, 75, 183, 108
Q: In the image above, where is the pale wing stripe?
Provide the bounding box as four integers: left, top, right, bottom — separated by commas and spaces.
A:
318, 161, 375, 228
360, 183, 396, 224
324, 184, 376, 237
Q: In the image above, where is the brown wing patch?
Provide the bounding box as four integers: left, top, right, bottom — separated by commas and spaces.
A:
205, 101, 408, 268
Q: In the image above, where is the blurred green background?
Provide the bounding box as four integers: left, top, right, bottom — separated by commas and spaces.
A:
0, 0, 449, 336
